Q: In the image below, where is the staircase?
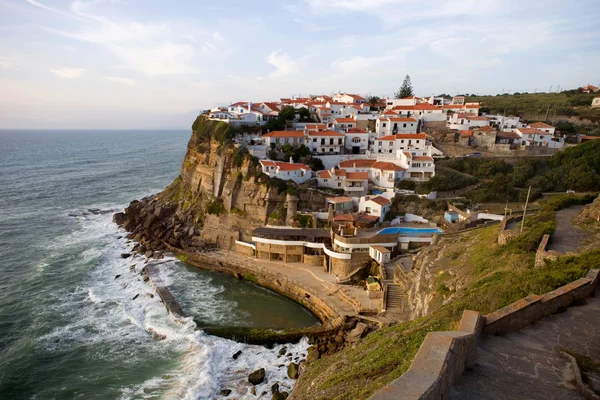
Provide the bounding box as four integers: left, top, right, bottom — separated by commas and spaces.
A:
385, 284, 404, 313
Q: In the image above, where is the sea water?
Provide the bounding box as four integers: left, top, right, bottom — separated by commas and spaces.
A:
0, 130, 318, 399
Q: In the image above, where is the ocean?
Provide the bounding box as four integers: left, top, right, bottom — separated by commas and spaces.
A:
0, 129, 318, 399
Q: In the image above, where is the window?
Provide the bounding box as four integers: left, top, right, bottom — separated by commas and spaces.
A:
378, 141, 382, 146
352, 137, 361, 143
366, 207, 371, 213
382, 123, 387, 127
313, 138, 317, 142
403, 123, 406, 128
323, 179, 328, 183
329, 138, 334, 145
321, 139, 325, 145
338, 182, 341, 187
338, 138, 343, 145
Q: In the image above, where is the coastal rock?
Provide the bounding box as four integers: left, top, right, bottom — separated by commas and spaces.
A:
147, 328, 166, 341
120, 253, 131, 259
306, 346, 320, 362
144, 251, 153, 259
232, 350, 242, 360
272, 392, 289, 400
114, 274, 121, 280
250, 387, 256, 396
278, 347, 287, 356
220, 389, 232, 397
145, 293, 154, 299
271, 382, 279, 394
113, 212, 125, 226
287, 362, 299, 379
248, 368, 265, 385
132, 293, 139, 300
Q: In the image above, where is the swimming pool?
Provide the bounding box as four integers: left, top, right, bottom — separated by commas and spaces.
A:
379, 227, 442, 236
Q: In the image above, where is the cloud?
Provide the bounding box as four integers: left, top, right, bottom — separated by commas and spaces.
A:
0, 54, 20, 69
266, 51, 298, 78
31, 0, 203, 77
104, 75, 134, 85
50, 68, 86, 79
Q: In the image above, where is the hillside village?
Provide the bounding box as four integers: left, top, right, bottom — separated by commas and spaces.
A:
199, 86, 599, 285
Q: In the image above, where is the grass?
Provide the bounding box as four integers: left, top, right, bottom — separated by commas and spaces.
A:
295, 204, 598, 399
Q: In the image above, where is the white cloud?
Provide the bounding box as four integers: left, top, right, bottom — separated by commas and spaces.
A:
50, 68, 86, 79
104, 76, 134, 85
110, 42, 196, 77
266, 51, 298, 78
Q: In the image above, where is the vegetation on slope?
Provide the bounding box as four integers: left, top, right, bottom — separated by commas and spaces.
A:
294, 194, 599, 400
467, 92, 600, 122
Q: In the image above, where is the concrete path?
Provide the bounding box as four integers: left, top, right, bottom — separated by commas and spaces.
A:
547, 205, 587, 253
450, 286, 600, 399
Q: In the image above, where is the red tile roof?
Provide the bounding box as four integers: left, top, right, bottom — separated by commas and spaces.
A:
339, 159, 376, 168
369, 196, 391, 206
460, 130, 474, 137
412, 156, 434, 161
334, 214, 355, 221
412, 103, 442, 110
372, 161, 405, 171
395, 133, 426, 139
275, 162, 310, 171
347, 128, 368, 133
327, 196, 354, 203
263, 130, 305, 138
334, 118, 356, 123
517, 128, 541, 134
346, 172, 368, 180
529, 122, 554, 129
308, 130, 345, 137
378, 135, 396, 141
443, 104, 464, 108
317, 170, 331, 178
388, 117, 417, 122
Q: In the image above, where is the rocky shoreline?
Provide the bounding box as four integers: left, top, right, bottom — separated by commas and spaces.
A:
113, 196, 379, 397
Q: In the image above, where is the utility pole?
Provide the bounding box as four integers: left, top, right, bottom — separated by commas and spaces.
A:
520, 186, 532, 234
549, 85, 553, 93
557, 85, 561, 93
544, 104, 551, 121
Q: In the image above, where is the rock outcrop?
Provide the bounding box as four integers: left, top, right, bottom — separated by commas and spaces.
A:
115, 116, 329, 252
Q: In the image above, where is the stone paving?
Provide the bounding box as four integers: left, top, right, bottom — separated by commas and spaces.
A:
547, 205, 588, 254
450, 286, 600, 399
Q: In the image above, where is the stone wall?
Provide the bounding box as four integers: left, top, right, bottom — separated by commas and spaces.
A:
535, 233, 560, 267
484, 269, 599, 335
330, 253, 372, 277
235, 242, 255, 257
369, 310, 483, 400
303, 254, 325, 267
497, 215, 522, 245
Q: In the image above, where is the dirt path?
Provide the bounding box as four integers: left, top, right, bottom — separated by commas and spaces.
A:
547, 205, 587, 253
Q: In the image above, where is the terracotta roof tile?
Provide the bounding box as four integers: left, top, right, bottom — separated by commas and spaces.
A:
369, 196, 391, 206
346, 172, 368, 180
263, 130, 305, 138
339, 159, 377, 168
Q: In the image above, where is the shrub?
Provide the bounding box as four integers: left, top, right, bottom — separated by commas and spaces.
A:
206, 198, 226, 216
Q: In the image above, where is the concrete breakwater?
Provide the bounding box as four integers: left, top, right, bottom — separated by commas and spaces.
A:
144, 264, 185, 318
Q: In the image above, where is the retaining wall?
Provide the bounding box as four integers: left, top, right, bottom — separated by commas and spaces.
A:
534, 233, 560, 267
370, 310, 483, 400
484, 268, 599, 335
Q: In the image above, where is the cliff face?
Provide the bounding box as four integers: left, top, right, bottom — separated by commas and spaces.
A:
116, 117, 329, 252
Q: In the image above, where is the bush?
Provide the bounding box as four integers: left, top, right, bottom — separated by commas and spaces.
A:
207, 198, 226, 216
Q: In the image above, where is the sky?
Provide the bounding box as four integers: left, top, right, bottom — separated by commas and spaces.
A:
0, 0, 599, 129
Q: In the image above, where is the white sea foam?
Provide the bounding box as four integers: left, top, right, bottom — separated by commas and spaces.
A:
36, 207, 310, 399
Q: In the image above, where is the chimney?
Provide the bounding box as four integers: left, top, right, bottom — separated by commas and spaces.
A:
289, 157, 293, 164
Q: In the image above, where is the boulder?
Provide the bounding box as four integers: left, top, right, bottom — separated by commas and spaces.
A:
278, 347, 287, 356
306, 346, 320, 362
114, 274, 121, 280
120, 253, 131, 259
271, 383, 279, 394
272, 392, 289, 400
144, 251, 153, 259
248, 368, 265, 385
232, 350, 242, 360
113, 212, 125, 226
287, 363, 298, 379
220, 389, 232, 397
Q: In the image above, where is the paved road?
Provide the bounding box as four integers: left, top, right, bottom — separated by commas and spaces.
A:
547, 205, 587, 253
451, 286, 600, 399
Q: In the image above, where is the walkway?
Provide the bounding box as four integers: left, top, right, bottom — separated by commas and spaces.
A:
450, 286, 600, 399
207, 250, 368, 317
547, 205, 587, 253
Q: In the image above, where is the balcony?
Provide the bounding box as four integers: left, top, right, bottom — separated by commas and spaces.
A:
344, 185, 365, 192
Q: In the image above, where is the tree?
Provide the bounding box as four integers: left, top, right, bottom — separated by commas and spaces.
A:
368, 95, 380, 106
279, 106, 296, 121
395, 75, 414, 99
264, 117, 285, 132
298, 107, 312, 122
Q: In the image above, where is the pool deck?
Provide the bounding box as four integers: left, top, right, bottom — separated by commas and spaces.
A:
353, 223, 441, 238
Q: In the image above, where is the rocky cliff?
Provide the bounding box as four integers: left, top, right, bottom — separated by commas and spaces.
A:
115, 116, 328, 252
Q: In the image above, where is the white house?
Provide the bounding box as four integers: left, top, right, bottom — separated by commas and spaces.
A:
333, 118, 357, 132
447, 113, 490, 130
260, 160, 312, 184
515, 128, 562, 148
528, 122, 556, 135
317, 168, 368, 194
358, 196, 391, 223
385, 97, 418, 108
371, 133, 430, 157
375, 117, 418, 137
317, 107, 334, 123
306, 130, 345, 155
262, 131, 306, 148
333, 93, 367, 104
344, 128, 369, 154
593, 97, 600, 108
339, 159, 406, 189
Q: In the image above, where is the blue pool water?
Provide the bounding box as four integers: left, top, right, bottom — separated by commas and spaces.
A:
379, 227, 442, 236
